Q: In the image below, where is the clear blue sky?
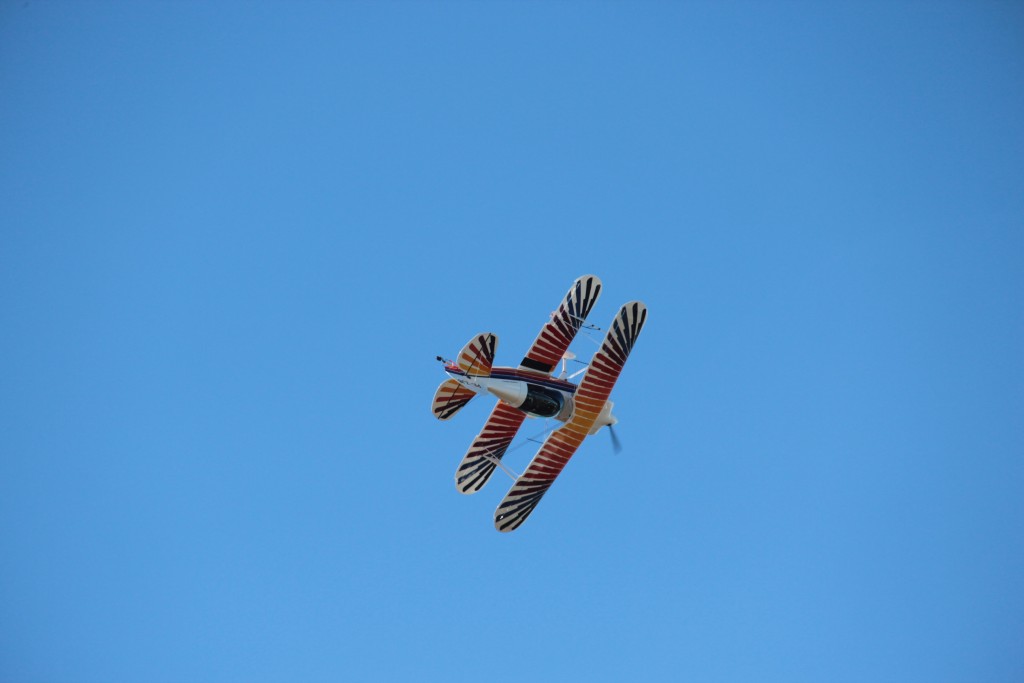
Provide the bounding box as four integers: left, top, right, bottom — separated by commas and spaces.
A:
2, 2, 1022, 681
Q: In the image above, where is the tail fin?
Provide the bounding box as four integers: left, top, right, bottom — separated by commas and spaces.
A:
457, 333, 497, 376
432, 379, 477, 420
431, 333, 498, 420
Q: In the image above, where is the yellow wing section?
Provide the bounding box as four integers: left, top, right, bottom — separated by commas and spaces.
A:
495, 301, 647, 531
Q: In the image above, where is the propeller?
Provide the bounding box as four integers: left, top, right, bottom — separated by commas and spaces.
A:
608, 424, 623, 454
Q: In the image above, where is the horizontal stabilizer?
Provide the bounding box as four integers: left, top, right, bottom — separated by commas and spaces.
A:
432, 379, 477, 420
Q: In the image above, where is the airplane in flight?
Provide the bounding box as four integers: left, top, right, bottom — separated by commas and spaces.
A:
432, 275, 648, 531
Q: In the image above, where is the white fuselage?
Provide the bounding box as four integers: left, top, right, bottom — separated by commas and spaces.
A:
445, 365, 616, 434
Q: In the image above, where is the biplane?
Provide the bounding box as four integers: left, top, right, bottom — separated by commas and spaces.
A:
432, 275, 648, 532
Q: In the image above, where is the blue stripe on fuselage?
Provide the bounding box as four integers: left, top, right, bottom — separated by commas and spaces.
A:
487, 367, 578, 394
444, 365, 577, 394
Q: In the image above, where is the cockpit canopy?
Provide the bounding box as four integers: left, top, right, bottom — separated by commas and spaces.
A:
520, 384, 565, 418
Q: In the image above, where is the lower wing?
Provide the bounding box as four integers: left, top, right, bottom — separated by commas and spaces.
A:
494, 301, 648, 531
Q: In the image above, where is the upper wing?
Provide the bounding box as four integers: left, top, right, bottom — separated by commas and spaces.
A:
454, 401, 527, 494
495, 301, 648, 531
518, 275, 602, 375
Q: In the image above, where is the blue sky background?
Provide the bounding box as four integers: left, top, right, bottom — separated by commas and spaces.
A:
2, 2, 1022, 681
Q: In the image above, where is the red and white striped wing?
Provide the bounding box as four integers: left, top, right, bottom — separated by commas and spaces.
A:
518, 275, 602, 375
454, 401, 527, 494
495, 301, 648, 531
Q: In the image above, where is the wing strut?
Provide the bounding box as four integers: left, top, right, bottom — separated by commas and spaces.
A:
481, 452, 520, 481
454, 402, 527, 494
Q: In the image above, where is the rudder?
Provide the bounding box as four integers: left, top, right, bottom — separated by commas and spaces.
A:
457, 333, 497, 376
432, 333, 498, 420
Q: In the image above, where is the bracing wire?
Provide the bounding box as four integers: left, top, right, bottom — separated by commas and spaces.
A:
475, 420, 562, 482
